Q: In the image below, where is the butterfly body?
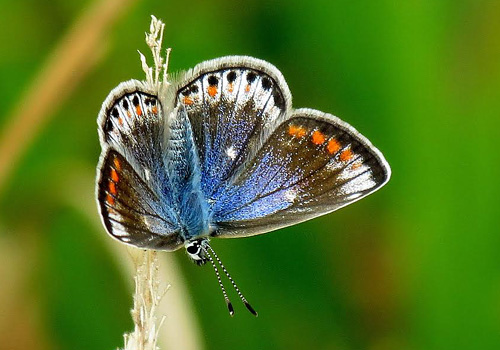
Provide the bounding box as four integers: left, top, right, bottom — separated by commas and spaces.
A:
97, 55, 390, 271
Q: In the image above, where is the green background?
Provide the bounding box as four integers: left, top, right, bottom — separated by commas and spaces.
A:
1, 0, 500, 349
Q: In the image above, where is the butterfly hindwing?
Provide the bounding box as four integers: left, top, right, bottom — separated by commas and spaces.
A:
97, 149, 182, 250
212, 108, 391, 237
173, 57, 291, 200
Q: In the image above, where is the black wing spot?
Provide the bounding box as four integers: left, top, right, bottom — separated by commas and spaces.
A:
262, 77, 272, 90
227, 71, 237, 83
111, 107, 119, 119
273, 89, 285, 109
190, 85, 199, 94
336, 131, 351, 145
122, 99, 129, 110
105, 118, 114, 133
132, 95, 140, 106
181, 85, 199, 96
246, 72, 257, 84
208, 75, 218, 86
144, 97, 156, 106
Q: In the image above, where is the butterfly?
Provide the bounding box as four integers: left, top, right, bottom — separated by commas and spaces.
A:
96, 56, 391, 317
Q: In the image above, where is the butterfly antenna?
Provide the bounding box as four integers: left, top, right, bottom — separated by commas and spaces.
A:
203, 246, 234, 316
205, 244, 258, 317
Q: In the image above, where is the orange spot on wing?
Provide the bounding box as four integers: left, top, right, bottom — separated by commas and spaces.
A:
208, 85, 217, 97
327, 138, 340, 154
228, 83, 234, 93
245, 84, 251, 92
151, 105, 158, 114
106, 193, 115, 205
127, 111, 132, 118
183, 96, 194, 105
311, 130, 326, 145
113, 157, 121, 171
118, 117, 123, 125
288, 125, 307, 138
111, 169, 119, 182
351, 162, 362, 170
340, 149, 353, 162
136, 105, 142, 116
109, 181, 117, 195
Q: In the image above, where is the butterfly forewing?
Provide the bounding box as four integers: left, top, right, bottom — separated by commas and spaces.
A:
98, 80, 171, 196
173, 57, 290, 201
212, 109, 390, 237
97, 150, 182, 250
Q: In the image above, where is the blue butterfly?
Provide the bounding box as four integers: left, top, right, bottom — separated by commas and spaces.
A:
96, 56, 391, 316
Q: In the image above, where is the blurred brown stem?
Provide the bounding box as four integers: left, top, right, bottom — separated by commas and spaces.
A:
0, 0, 137, 195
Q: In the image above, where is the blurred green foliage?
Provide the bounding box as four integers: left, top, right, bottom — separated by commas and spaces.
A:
1, 0, 500, 349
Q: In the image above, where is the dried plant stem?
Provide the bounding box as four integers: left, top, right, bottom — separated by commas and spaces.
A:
119, 17, 172, 350
59, 165, 204, 350
138, 15, 172, 92
122, 249, 168, 350
57, 16, 203, 350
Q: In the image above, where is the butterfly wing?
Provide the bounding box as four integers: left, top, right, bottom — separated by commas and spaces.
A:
98, 80, 168, 189
97, 149, 182, 249
211, 108, 391, 238
172, 56, 291, 201
96, 80, 182, 250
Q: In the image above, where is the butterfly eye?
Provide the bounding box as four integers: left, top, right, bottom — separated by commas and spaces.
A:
186, 242, 200, 255
186, 240, 209, 267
